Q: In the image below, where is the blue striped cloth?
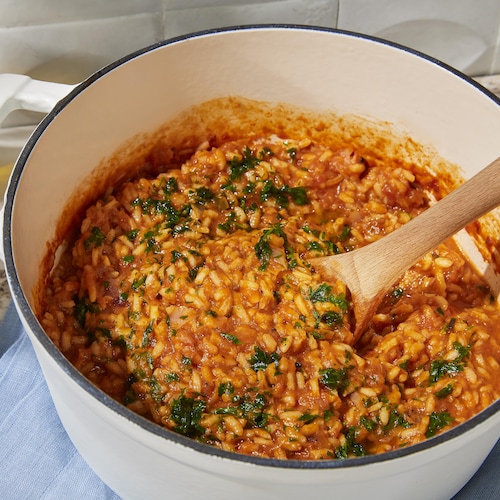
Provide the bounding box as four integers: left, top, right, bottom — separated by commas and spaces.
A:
0, 302, 498, 499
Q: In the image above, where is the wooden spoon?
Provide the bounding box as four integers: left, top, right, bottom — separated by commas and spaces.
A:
311, 156, 500, 344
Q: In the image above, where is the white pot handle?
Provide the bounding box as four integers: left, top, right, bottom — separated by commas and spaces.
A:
0, 74, 76, 126
0, 75, 76, 265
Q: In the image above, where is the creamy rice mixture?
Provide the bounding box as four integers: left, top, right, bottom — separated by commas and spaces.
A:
40, 134, 500, 459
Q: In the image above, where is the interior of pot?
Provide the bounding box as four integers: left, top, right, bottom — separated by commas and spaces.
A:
3, 26, 500, 471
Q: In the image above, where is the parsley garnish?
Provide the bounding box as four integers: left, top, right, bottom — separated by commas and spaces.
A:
126, 228, 140, 241
337, 225, 351, 241
335, 426, 365, 459
320, 311, 343, 326
141, 320, 154, 348
260, 180, 309, 208
84, 226, 106, 249
319, 367, 349, 392
308, 283, 348, 312
131, 276, 146, 291
237, 392, 269, 428
254, 225, 292, 271
220, 332, 242, 344
218, 382, 235, 397
170, 394, 206, 437
193, 186, 215, 204
214, 391, 270, 429
383, 406, 411, 433
435, 383, 454, 398
426, 411, 454, 438
429, 341, 471, 384
360, 415, 378, 431
165, 373, 180, 383
298, 413, 321, 425
248, 346, 280, 372
134, 197, 192, 231
228, 146, 260, 180
163, 177, 179, 194
74, 297, 99, 327
171, 249, 184, 263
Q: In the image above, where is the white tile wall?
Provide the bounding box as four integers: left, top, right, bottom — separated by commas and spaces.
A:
163, 0, 338, 39
0, 14, 164, 83
0, 0, 163, 27
337, 0, 500, 76
0, 0, 499, 83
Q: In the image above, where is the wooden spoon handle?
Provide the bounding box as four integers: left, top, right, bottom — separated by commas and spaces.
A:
354, 156, 500, 299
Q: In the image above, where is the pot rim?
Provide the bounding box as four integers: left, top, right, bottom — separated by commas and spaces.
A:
3, 24, 500, 470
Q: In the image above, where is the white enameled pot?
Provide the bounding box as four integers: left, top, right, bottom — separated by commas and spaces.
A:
2, 26, 500, 500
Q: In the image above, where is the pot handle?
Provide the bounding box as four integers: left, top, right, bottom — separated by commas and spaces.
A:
0, 74, 76, 126
0, 75, 76, 264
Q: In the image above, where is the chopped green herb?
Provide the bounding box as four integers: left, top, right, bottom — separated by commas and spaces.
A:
123, 254, 134, 264
165, 373, 180, 383
148, 376, 164, 403
426, 411, 454, 438
194, 186, 215, 204
141, 320, 154, 348
134, 197, 192, 231
181, 355, 192, 367
383, 406, 411, 432
95, 327, 111, 339
131, 276, 146, 291
228, 146, 260, 180
453, 341, 471, 362
260, 180, 309, 208
238, 392, 269, 428
259, 147, 274, 158
298, 413, 321, 425
254, 225, 282, 270
188, 263, 204, 281
285, 186, 309, 205
171, 249, 184, 263
220, 332, 242, 345
308, 283, 348, 312
435, 383, 454, 399
163, 177, 179, 194
126, 228, 140, 241
360, 415, 378, 431
319, 367, 349, 392
218, 381, 235, 397
429, 342, 471, 384
74, 297, 99, 327
335, 426, 365, 459
84, 226, 106, 249
248, 346, 280, 372
170, 394, 206, 437
171, 220, 192, 236
321, 311, 343, 326
337, 225, 351, 241
307, 241, 324, 252
214, 391, 270, 429
287, 147, 297, 161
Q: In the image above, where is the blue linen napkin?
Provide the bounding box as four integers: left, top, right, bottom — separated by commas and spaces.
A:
0, 302, 498, 499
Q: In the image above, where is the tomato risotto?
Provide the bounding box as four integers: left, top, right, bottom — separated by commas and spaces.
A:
40, 134, 500, 460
